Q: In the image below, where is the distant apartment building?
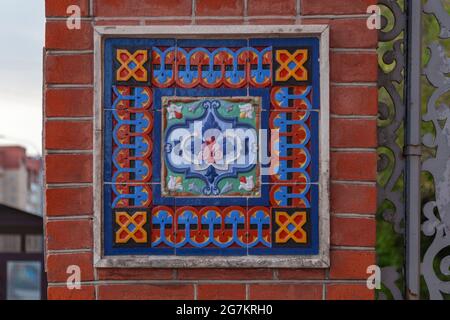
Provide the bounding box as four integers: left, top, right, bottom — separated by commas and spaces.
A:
0, 146, 42, 216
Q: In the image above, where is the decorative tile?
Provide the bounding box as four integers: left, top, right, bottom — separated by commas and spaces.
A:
103, 86, 153, 183
172, 39, 272, 89
103, 37, 323, 256
115, 209, 149, 245
115, 49, 149, 83
161, 96, 262, 198
270, 110, 319, 183
271, 86, 316, 110
270, 183, 312, 208
110, 183, 153, 208
272, 208, 310, 246
273, 48, 311, 85
174, 206, 249, 255
151, 205, 176, 251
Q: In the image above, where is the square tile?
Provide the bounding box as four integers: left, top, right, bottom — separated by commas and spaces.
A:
174, 205, 249, 256
270, 110, 319, 183
161, 96, 262, 198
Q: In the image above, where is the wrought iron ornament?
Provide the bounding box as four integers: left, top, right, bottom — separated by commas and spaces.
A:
377, 0, 407, 299
421, 0, 450, 300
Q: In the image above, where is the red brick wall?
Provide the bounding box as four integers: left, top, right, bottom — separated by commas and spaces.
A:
44, 0, 377, 300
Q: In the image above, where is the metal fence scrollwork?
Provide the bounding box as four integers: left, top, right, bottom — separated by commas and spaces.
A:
377, 0, 407, 300
421, 0, 450, 301
377, 0, 450, 300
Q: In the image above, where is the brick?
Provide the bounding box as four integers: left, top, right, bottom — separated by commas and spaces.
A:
330, 19, 377, 49
177, 268, 273, 280
302, 18, 377, 49
94, 0, 192, 17
45, 121, 93, 150
248, 0, 296, 16
277, 269, 326, 280
331, 86, 378, 116
45, 88, 93, 117
249, 284, 322, 300
197, 284, 246, 300
249, 18, 296, 25
46, 0, 90, 17
95, 20, 141, 26
331, 52, 378, 82
46, 220, 92, 250
331, 152, 377, 181
327, 284, 374, 300
46, 21, 93, 50
48, 285, 95, 300
98, 284, 194, 300
97, 268, 173, 280
301, 0, 376, 15
330, 119, 377, 148
331, 183, 376, 214
46, 252, 94, 282
145, 19, 191, 25
46, 187, 93, 216
196, 19, 245, 25
329, 250, 376, 279
196, 0, 244, 16
331, 216, 376, 247
45, 154, 92, 184
45, 54, 93, 85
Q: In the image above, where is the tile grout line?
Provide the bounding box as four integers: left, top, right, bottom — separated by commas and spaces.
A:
273, 269, 279, 280
191, 0, 196, 25
331, 48, 377, 52
47, 248, 93, 254
330, 147, 377, 152
296, 0, 301, 24
46, 50, 93, 55
45, 48, 377, 55
47, 250, 93, 256
89, 0, 93, 17
330, 114, 377, 119
336, 213, 377, 219
47, 183, 93, 188
331, 180, 377, 186
244, 0, 249, 24
47, 279, 370, 286
45, 117, 94, 121
47, 215, 93, 221
46, 13, 373, 21
332, 213, 376, 219
331, 246, 376, 251
331, 82, 377, 87
46, 84, 94, 89
45, 150, 93, 155
194, 283, 198, 300
322, 283, 326, 300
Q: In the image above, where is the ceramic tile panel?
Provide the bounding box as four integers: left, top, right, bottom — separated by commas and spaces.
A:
102, 36, 323, 257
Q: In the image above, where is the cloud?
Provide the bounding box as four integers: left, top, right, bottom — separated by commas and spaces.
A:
0, 1, 44, 156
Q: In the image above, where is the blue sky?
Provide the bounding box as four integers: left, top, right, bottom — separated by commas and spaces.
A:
0, 2, 45, 155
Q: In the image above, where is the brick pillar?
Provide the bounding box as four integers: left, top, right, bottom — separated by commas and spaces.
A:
44, 0, 377, 300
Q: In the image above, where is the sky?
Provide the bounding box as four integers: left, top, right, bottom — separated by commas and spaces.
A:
0, 2, 45, 156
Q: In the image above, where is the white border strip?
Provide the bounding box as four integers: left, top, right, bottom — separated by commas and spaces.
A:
93, 25, 330, 268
